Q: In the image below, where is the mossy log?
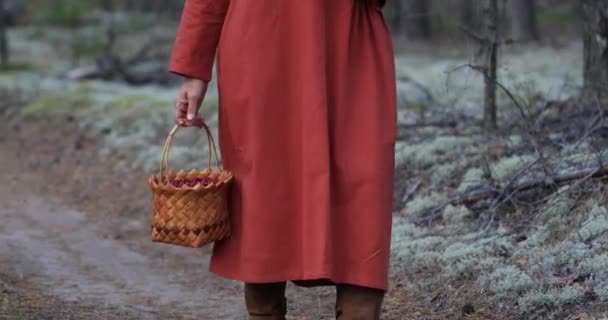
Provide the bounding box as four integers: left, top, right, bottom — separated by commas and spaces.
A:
415, 166, 608, 225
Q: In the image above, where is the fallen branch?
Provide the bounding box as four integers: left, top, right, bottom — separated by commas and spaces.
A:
414, 166, 608, 226
397, 120, 458, 130
65, 26, 172, 85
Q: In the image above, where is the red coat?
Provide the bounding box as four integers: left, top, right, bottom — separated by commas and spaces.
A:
169, 0, 397, 291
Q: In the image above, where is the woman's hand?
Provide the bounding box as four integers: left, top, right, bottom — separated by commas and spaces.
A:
175, 77, 209, 127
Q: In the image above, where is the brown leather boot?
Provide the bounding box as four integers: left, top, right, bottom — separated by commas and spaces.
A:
335, 284, 384, 320
245, 282, 287, 320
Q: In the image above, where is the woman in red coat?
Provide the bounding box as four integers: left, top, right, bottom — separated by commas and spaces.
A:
170, 0, 397, 318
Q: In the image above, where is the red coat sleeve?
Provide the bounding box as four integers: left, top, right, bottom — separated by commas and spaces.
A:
168, 0, 230, 81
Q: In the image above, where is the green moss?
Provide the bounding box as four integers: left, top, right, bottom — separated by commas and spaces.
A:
200, 96, 219, 116
72, 30, 106, 58
23, 94, 94, 115
121, 15, 153, 33
538, 11, 578, 26
26, 27, 47, 41
402, 101, 431, 112
39, 0, 94, 27
0, 63, 40, 74
108, 95, 169, 110
2, 308, 25, 320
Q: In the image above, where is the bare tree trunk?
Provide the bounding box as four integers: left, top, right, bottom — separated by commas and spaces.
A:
483, 0, 498, 132
509, 0, 540, 41
125, 0, 136, 11
0, 0, 7, 69
168, 0, 184, 20
582, 0, 608, 101
386, 0, 404, 35
155, 0, 168, 17
101, 0, 113, 12
461, 0, 480, 31
403, 0, 432, 41
140, 0, 152, 12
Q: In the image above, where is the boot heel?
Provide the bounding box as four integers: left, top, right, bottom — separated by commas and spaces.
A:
245, 282, 287, 320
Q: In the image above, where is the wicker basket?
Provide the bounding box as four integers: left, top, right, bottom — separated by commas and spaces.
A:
148, 123, 233, 248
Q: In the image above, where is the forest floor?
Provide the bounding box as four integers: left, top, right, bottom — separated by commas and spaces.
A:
2, 23, 608, 320
0, 102, 346, 320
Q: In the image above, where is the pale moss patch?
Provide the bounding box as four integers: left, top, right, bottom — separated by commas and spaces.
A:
513, 227, 548, 259
443, 242, 483, 260
394, 136, 473, 167
404, 192, 445, 217
506, 135, 523, 146
491, 154, 535, 182
577, 253, 608, 277
523, 241, 595, 278
444, 234, 513, 263
443, 205, 471, 223
597, 286, 608, 302
543, 195, 573, 221
410, 251, 446, 269
457, 167, 484, 193
392, 231, 449, 270
391, 219, 424, 240
518, 285, 586, 313
403, 236, 446, 251
539, 194, 576, 240
448, 256, 500, 277
430, 162, 460, 185
575, 205, 608, 243
479, 265, 534, 295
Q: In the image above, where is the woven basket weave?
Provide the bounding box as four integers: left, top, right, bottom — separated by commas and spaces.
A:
148, 123, 233, 248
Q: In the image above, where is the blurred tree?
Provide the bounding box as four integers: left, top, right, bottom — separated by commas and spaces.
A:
139, 0, 152, 12
403, 0, 432, 40
461, 0, 481, 31
509, 0, 540, 41
125, 0, 136, 11
482, 0, 498, 132
101, 0, 113, 12
384, 1, 404, 36
0, 0, 7, 68
582, 0, 608, 101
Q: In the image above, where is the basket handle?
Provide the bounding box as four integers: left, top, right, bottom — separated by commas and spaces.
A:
159, 121, 221, 177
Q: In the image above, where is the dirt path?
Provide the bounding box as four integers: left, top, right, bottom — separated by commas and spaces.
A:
0, 150, 246, 319
0, 110, 344, 319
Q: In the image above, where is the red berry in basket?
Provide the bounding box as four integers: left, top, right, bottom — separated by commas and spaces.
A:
170, 177, 216, 188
